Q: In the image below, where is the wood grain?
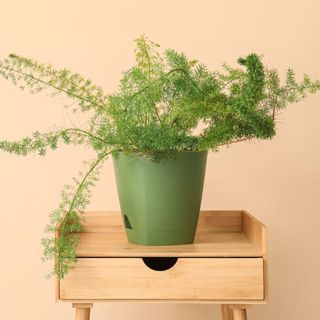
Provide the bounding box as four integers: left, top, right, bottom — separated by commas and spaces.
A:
242, 211, 266, 255
233, 309, 247, 320
56, 210, 268, 306
242, 210, 268, 302
72, 303, 92, 320
60, 257, 264, 300
221, 304, 234, 320
78, 211, 243, 233
72, 211, 264, 258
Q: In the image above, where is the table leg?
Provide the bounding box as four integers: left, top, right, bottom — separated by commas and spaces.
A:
229, 305, 250, 320
232, 309, 246, 320
221, 304, 234, 320
72, 303, 93, 320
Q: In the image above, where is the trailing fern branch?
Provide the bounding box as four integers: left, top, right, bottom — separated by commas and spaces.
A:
0, 54, 108, 113
0, 128, 108, 156
42, 152, 111, 279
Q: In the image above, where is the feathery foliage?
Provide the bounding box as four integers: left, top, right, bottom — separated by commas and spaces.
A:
0, 35, 319, 278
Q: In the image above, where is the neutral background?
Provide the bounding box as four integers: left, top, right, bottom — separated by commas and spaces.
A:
0, 1, 319, 319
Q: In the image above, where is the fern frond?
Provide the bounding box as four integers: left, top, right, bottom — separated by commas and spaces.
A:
0, 54, 108, 112
41, 152, 109, 279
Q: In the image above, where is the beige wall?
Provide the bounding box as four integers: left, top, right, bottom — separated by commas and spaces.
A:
0, 1, 319, 319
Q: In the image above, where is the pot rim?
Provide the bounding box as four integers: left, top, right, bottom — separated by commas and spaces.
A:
112, 150, 208, 156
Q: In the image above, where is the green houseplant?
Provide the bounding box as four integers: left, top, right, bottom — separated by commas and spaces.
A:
0, 35, 319, 278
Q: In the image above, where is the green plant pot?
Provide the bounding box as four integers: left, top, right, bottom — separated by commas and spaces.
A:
112, 151, 208, 245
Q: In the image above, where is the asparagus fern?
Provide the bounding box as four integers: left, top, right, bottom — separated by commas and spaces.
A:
0, 35, 319, 278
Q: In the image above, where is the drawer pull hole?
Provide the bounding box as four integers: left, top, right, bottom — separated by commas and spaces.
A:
142, 257, 178, 271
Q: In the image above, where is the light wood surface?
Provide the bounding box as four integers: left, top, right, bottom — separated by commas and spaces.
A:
72, 303, 92, 320
56, 210, 268, 320
229, 304, 250, 320
78, 211, 243, 233
72, 211, 265, 258
242, 211, 266, 255
75, 232, 261, 257
242, 210, 269, 303
232, 309, 247, 320
221, 305, 234, 320
60, 257, 264, 300
61, 299, 263, 304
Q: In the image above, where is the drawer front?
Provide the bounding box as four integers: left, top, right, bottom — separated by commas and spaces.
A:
60, 257, 264, 300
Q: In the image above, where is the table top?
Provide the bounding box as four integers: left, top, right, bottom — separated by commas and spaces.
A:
71, 210, 266, 258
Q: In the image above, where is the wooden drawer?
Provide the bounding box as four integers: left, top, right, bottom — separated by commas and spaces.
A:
60, 257, 264, 300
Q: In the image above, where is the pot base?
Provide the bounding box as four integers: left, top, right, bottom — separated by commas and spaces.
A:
125, 226, 197, 245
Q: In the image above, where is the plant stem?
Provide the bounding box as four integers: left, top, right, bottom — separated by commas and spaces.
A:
272, 105, 276, 120
123, 67, 202, 122
153, 104, 162, 123
63, 128, 108, 145
69, 153, 107, 211
60, 151, 111, 233
1, 65, 107, 112
56, 150, 115, 278
218, 136, 255, 147
129, 67, 201, 101
141, 39, 151, 80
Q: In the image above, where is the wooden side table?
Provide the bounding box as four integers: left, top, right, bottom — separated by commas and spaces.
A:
56, 210, 268, 320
